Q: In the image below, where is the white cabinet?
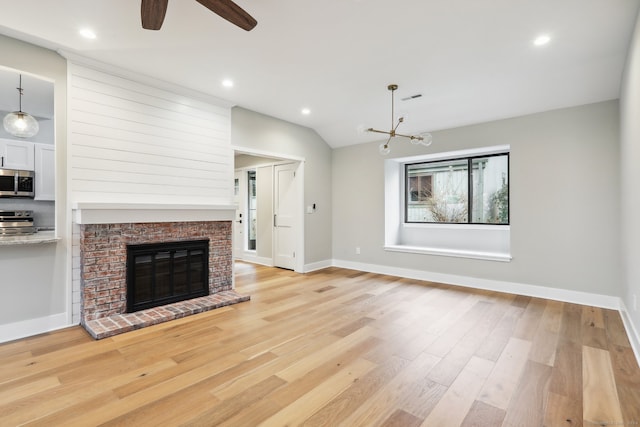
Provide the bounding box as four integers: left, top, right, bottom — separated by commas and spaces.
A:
0, 138, 35, 170
34, 143, 55, 201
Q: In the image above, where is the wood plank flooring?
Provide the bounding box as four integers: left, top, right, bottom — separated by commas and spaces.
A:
0, 262, 639, 426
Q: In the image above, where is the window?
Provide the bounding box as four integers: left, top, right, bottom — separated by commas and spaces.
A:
405, 153, 509, 225
384, 145, 511, 262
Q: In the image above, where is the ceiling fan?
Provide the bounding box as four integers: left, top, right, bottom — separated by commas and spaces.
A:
141, 0, 257, 31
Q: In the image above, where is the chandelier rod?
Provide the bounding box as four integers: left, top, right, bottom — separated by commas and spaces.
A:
390, 84, 395, 132
18, 75, 24, 112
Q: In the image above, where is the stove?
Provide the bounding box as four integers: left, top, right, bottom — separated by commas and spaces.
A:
0, 210, 37, 235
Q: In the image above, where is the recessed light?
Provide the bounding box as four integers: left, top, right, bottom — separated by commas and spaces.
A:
301, 108, 311, 115
533, 35, 551, 46
79, 28, 97, 40
222, 79, 234, 88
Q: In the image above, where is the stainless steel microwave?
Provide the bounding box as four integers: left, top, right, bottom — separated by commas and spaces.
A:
0, 168, 35, 198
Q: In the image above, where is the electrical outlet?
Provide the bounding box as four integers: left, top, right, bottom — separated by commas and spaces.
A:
355, 247, 361, 255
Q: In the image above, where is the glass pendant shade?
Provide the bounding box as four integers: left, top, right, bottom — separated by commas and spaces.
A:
3, 74, 39, 138
3, 111, 39, 138
379, 143, 391, 155
419, 132, 433, 147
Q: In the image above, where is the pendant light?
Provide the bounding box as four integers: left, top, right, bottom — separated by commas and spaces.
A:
3, 74, 39, 138
367, 84, 432, 155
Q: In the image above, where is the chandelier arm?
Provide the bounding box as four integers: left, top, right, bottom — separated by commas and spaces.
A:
392, 118, 404, 133
394, 132, 424, 141
367, 128, 392, 136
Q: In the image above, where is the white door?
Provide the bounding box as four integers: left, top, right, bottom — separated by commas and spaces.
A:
274, 163, 297, 270
233, 171, 245, 260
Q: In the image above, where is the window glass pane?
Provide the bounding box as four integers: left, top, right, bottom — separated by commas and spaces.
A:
247, 170, 257, 250
472, 155, 509, 224
407, 159, 469, 223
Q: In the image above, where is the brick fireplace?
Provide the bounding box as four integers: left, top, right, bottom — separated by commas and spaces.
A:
72, 204, 249, 339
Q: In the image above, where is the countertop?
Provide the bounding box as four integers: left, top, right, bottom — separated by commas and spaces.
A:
0, 230, 59, 246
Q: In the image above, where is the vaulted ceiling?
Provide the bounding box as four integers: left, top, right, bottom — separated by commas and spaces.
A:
0, 0, 638, 148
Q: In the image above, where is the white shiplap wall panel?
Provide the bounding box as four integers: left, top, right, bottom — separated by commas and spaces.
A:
70, 66, 230, 122
70, 99, 229, 145
70, 155, 229, 180
68, 63, 232, 204
70, 130, 230, 165
70, 69, 230, 146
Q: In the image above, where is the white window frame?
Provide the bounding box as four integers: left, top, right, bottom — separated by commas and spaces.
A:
384, 145, 512, 262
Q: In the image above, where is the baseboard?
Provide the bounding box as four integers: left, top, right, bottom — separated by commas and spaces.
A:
0, 313, 71, 344
304, 259, 333, 273
620, 302, 640, 367
331, 259, 621, 310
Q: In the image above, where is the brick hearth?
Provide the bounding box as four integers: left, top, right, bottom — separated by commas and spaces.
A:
83, 290, 249, 339
78, 220, 248, 339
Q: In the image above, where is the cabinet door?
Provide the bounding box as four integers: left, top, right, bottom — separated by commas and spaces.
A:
34, 144, 55, 201
0, 139, 35, 170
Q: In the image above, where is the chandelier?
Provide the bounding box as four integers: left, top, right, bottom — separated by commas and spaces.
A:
367, 84, 431, 155
3, 74, 39, 139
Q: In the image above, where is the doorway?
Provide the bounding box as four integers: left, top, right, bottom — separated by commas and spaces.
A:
233, 150, 304, 272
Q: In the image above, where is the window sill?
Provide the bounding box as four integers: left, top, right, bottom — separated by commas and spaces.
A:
403, 223, 510, 231
384, 244, 512, 262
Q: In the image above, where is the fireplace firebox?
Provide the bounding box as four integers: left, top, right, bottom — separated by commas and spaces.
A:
127, 239, 210, 313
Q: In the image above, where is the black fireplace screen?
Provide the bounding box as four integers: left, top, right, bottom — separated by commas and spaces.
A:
126, 240, 209, 313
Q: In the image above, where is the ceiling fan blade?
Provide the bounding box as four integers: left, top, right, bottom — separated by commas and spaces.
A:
195, 0, 257, 31
141, 0, 169, 30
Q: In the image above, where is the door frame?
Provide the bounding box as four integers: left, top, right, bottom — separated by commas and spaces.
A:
233, 170, 247, 260
232, 146, 305, 273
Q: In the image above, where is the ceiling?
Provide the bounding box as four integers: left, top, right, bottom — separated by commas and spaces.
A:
0, 0, 638, 148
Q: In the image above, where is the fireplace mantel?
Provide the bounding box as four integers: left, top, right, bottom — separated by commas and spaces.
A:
72, 202, 236, 225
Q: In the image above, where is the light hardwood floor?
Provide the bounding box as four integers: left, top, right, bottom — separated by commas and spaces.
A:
1, 262, 639, 426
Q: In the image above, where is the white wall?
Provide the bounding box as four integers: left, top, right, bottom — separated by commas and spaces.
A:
68, 63, 233, 205
620, 9, 640, 349
0, 35, 68, 337
231, 107, 332, 267
333, 101, 620, 300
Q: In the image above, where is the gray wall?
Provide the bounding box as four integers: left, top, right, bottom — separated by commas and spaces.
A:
333, 100, 620, 297
235, 153, 281, 169
231, 107, 333, 266
621, 10, 640, 337
0, 35, 68, 326
256, 165, 274, 258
